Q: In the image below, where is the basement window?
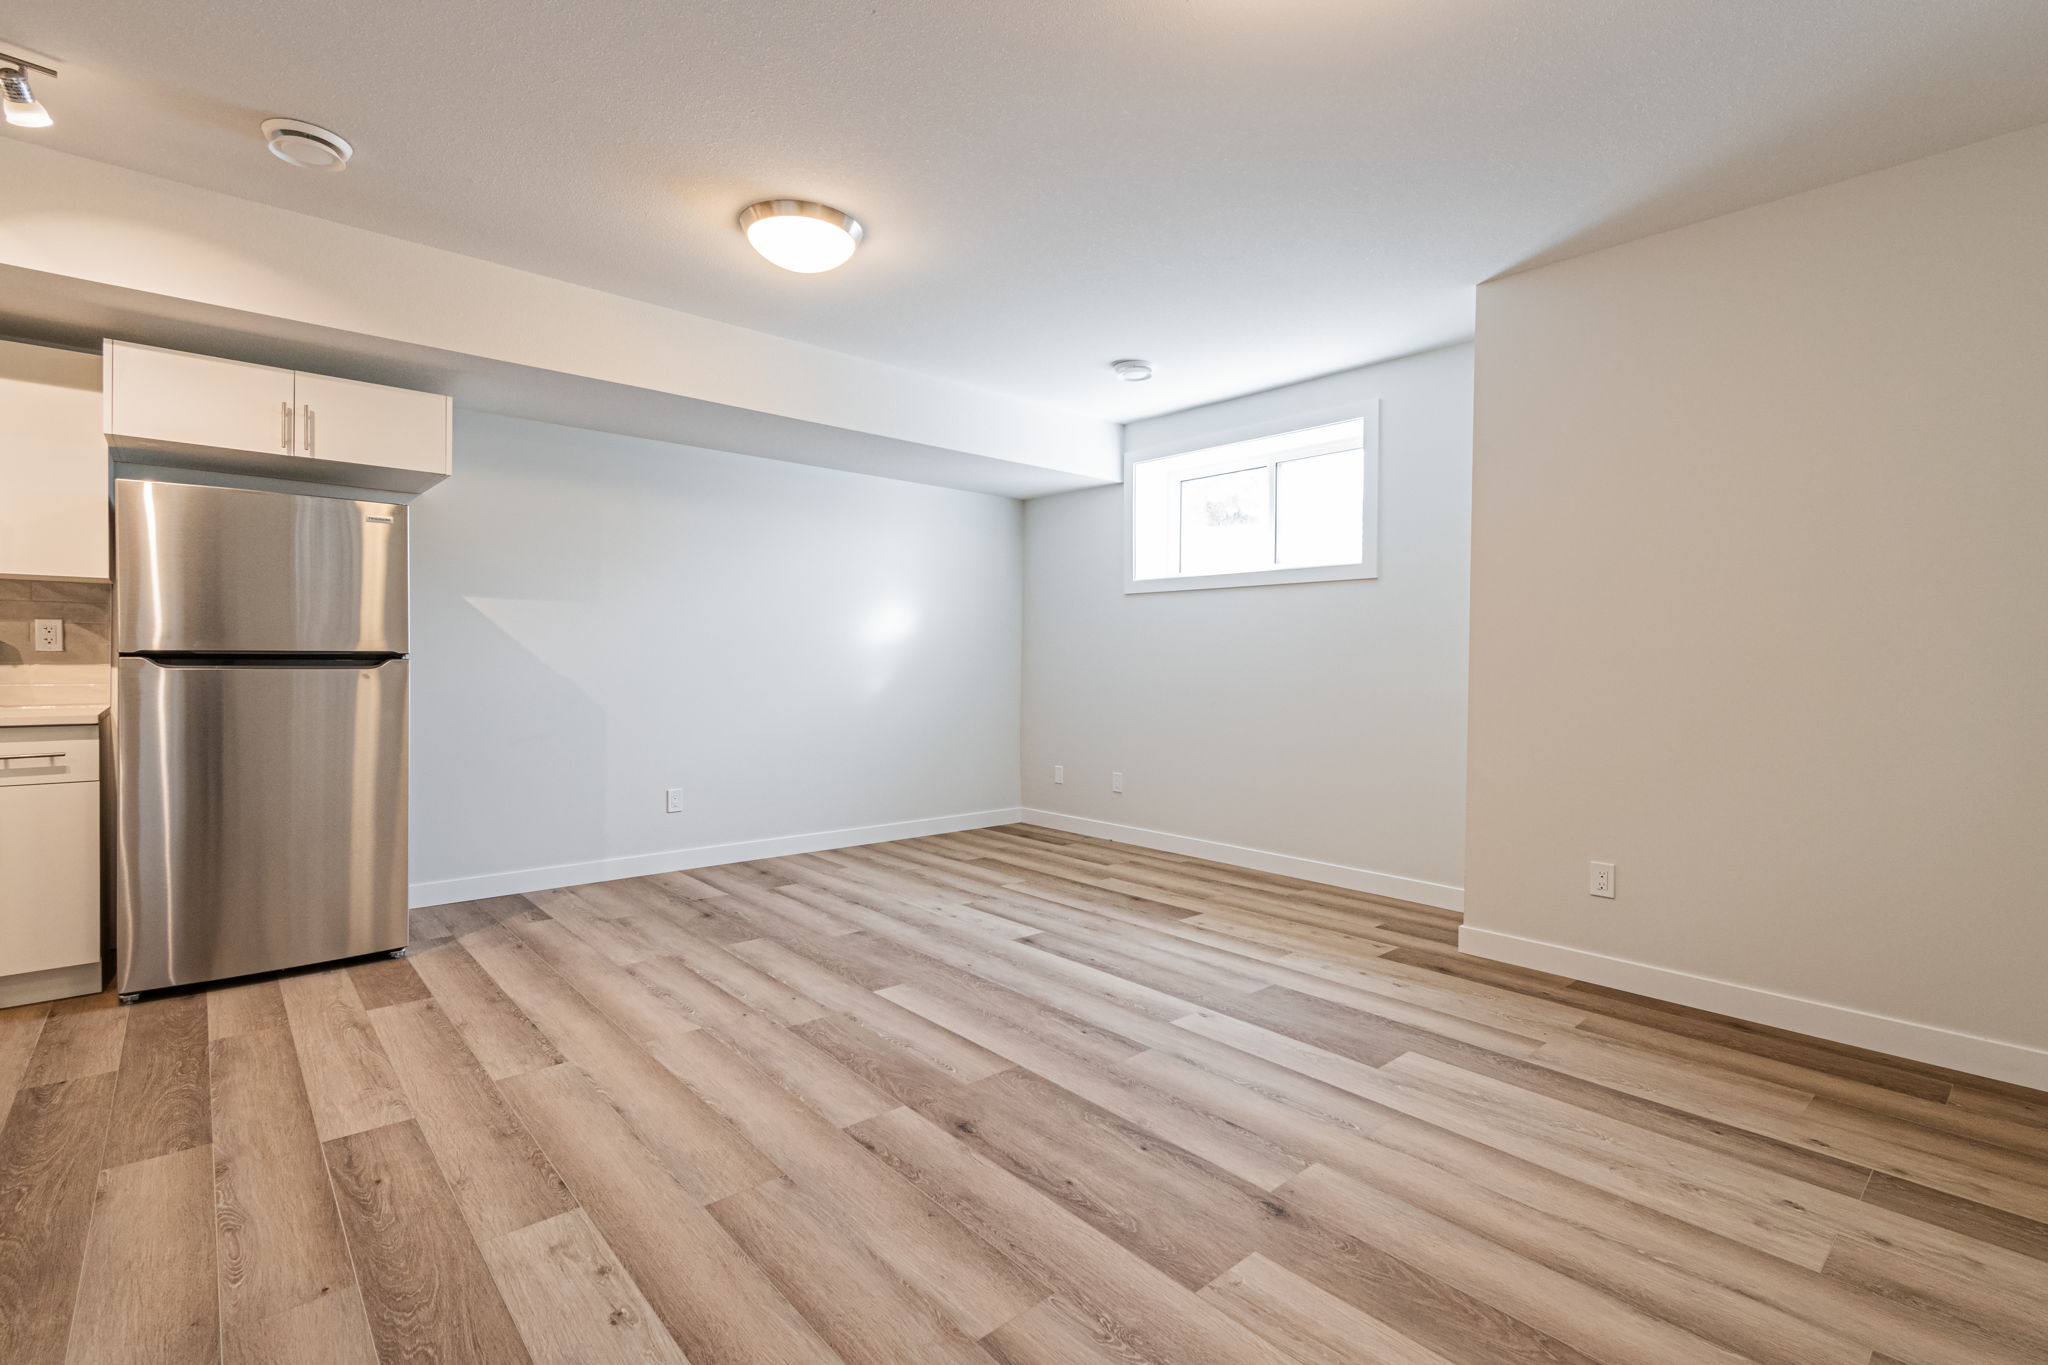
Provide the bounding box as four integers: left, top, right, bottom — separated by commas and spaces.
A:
1125, 413, 1377, 592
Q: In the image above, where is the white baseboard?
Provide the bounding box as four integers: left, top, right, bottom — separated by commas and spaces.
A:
0, 960, 104, 1010
410, 807, 1024, 908
1460, 926, 2048, 1092
1018, 808, 1464, 912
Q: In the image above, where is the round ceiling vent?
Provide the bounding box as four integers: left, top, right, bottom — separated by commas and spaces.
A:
261, 118, 353, 172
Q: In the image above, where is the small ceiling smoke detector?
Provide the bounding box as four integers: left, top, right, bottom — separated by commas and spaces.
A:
1111, 359, 1153, 382
0, 50, 57, 129
739, 200, 864, 274
261, 118, 353, 171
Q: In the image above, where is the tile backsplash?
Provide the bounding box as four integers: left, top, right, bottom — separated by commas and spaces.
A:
0, 577, 112, 672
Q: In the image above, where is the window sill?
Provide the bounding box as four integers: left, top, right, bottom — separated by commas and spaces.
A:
1123, 561, 1378, 594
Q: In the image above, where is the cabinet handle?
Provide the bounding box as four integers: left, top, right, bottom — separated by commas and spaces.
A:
304, 405, 315, 456
281, 400, 293, 451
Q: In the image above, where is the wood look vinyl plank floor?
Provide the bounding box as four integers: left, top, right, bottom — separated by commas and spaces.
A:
1, 823, 2044, 1365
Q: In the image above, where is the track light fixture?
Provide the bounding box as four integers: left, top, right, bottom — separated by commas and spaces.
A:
0, 50, 56, 129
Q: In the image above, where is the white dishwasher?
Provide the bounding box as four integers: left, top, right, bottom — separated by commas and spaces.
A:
0, 724, 104, 1008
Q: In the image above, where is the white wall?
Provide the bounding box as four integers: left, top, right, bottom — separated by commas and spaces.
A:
408, 411, 1023, 903
1466, 123, 2048, 1086
1021, 345, 1473, 907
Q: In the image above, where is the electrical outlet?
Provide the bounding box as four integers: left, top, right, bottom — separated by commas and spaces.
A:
1052, 764, 1065, 784
1111, 771, 1124, 794
665, 787, 685, 814
32, 618, 63, 652
1590, 861, 1615, 898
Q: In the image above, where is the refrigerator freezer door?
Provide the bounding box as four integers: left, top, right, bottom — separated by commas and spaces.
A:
115, 478, 408, 655
112, 657, 409, 993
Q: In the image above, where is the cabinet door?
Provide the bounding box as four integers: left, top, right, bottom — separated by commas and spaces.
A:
104, 341, 297, 458
0, 781, 101, 978
296, 371, 451, 476
0, 340, 107, 578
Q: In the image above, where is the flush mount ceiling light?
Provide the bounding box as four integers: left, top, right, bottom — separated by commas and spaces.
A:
738, 200, 864, 274
261, 117, 353, 171
0, 50, 56, 129
1111, 359, 1154, 382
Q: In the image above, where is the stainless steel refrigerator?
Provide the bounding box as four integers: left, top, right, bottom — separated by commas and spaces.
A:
111, 477, 410, 999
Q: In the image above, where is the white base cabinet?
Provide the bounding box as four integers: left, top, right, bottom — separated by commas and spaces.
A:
0, 724, 102, 1007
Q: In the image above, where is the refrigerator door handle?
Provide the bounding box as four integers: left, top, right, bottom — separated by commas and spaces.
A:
130, 655, 405, 669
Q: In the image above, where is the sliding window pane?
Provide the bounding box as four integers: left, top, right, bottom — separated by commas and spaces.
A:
1179, 465, 1271, 576
1275, 449, 1364, 568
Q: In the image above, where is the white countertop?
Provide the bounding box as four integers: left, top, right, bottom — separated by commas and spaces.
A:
0, 681, 109, 728
0, 705, 106, 728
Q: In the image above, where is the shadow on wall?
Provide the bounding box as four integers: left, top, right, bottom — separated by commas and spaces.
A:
404, 409, 1025, 899
407, 580, 610, 893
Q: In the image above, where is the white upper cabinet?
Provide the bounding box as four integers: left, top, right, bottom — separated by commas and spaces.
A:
104, 342, 296, 461
295, 371, 451, 476
103, 341, 452, 492
0, 340, 107, 580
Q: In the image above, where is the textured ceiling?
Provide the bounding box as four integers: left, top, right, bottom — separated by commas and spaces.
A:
6, 1, 2048, 422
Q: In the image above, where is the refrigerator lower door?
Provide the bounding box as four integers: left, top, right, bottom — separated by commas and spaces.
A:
113, 656, 408, 994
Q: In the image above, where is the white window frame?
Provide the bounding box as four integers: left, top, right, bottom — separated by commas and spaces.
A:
1122, 405, 1380, 594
